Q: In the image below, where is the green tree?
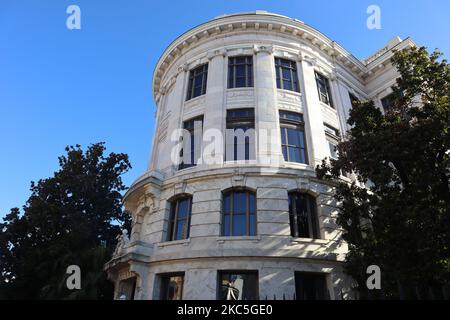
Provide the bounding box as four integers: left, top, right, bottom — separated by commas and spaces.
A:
316, 47, 450, 299
0, 143, 132, 299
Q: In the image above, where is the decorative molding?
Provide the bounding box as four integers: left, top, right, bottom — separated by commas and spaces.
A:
206, 48, 227, 60
177, 63, 188, 74
253, 44, 274, 54
303, 55, 317, 67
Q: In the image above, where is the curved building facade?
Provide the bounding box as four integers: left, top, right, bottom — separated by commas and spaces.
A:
105, 11, 415, 300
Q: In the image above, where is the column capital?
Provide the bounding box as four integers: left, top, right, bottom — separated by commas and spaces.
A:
302, 55, 317, 67
177, 63, 189, 74
253, 44, 274, 54
206, 48, 226, 60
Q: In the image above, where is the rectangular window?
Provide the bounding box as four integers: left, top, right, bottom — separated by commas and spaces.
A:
179, 116, 203, 170
222, 190, 256, 237
167, 197, 192, 241
324, 123, 339, 160
225, 109, 255, 161
381, 93, 395, 112
275, 58, 300, 92
218, 271, 259, 300
295, 273, 328, 300
288, 192, 320, 239
228, 56, 253, 88
279, 111, 307, 164
186, 64, 208, 100
315, 72, 334, 108
160, 274, 184, 300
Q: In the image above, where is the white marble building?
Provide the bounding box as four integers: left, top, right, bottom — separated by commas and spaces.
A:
104, 11, 416, 300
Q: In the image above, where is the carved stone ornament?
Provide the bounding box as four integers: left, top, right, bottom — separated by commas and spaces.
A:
113, 229, 130, 258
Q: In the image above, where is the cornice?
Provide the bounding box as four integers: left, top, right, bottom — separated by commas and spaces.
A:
152, 12, 369, 101
152, 12, 416, 104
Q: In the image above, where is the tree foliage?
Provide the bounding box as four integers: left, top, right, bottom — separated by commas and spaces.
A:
0, 143, 131, 299
317, 47, 450, 299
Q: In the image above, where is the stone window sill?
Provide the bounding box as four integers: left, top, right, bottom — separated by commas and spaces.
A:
226, 87, 254, 92
277, 88, 302, 96
280, 162, 315, 171
157, 238, 190, 248
184, 94, 205, 105
216, 235, 261, 243
289, 237, 329, 245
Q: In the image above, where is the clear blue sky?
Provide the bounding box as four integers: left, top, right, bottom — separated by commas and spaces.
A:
1, 0, 449, 217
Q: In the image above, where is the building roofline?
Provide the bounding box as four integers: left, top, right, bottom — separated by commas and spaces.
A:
151, 11, 415, 104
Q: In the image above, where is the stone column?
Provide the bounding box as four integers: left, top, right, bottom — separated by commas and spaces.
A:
157, 65, 188, 175
201, 48, 226, 167
253, 45, 283, 167
298, 55, 329, 166
130, 263, 151, 300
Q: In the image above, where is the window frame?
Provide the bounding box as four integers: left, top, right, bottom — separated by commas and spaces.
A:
228, 56, 254, 89
178, 115, 203, 170
217, 270, 259, 300
315, 72, 334, 108
324, 123, 340, 160
275, 58, 300, 92
186, 64, 208, 101
295, 272, 329, 300
159, 273, 185, 300
225, 108, 255, 161
221, 189, 257, 237
288, 192, 320, 239
279, 111, 308, 164
167, 196, 192, 241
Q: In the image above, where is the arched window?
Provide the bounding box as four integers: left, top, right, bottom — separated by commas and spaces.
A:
167, 196, 192, 241
288, 192, 320, 239
222, 189, 256, 236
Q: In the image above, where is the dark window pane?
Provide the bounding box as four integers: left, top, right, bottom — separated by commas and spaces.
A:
161, 275, 184, 300
282, 68, 291, 79
288, 147, 301, 163
233, 192, 246, 214
235, 77, 245, 87
298, 130, 306, 149
232, 214, 246, 236
249, 213, 256, 236
280, 128, 287, 144
236, 65, 245, 77
287, 128, 301, 146
177, 198, 190, 219
283, 80, 292, 91
295, 273, 328, 300
223, 214, 231, 236
175, 219, 187, 240
193, 86, 202, 98
282, 145, 288, 161
288, 193, 319, 239
223, 194, 231, 214
249, 193, 255, 213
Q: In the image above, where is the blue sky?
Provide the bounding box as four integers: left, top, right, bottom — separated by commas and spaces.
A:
0, 0, 449, 217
